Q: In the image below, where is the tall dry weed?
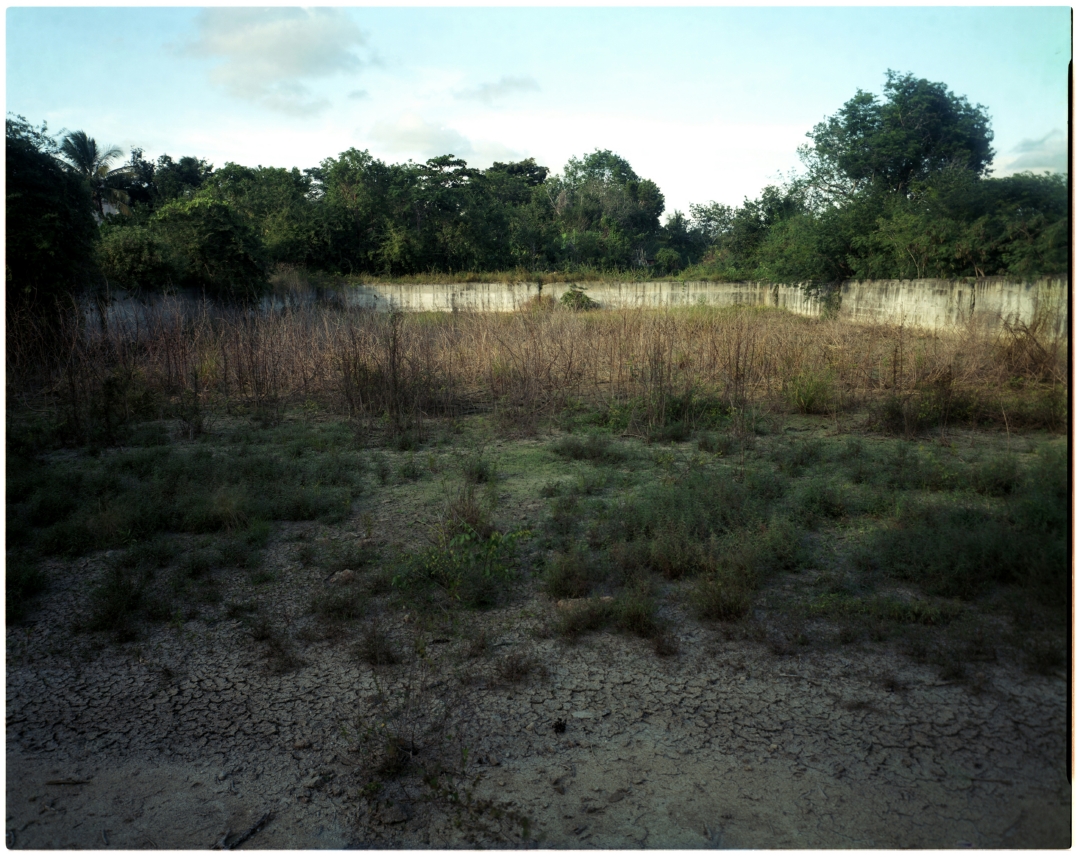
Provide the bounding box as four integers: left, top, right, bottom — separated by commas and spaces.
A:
6, 298, 1067, 442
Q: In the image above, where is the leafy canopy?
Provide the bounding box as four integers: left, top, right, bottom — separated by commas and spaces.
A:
801, 70, 994, 201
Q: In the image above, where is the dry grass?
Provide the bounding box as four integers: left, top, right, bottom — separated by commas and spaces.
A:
7, 298, 1067, 448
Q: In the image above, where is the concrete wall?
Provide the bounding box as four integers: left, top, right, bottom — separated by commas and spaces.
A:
349, 276, 1068, 334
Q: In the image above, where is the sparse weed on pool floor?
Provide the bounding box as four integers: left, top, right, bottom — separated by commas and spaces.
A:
6, 401, 1069, 682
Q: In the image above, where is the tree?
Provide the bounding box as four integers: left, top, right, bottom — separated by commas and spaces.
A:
6, 116, 100, 318
801, 70, 994, 201
201, 163, 317, 266
98, 223, 180, 294
547, 149, 665, 269
57, 129, 133, 217
152, 197, 268, 300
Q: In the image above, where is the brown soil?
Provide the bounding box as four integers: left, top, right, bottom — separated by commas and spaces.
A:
6, 530, 1071, 849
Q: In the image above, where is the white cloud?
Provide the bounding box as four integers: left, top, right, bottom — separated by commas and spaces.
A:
995, 128, 1068, 174
369, 114, 475, 159
365, 114, 525, 168
185, 9, 371, 115
347, 89, 370, 102
455, 75, 540, 105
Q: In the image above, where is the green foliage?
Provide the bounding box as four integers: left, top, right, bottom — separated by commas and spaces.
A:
98, 223, 180, 292
559, 284, 599, 311
802, 70, 994, 199
7, 422, 365, 560
152, 197, 269, 299
6, 117, 100, 318
550, 432, 624, 463
541, 548, 601, 599
394, 527, 528, 610
860, 444, 1067, 606
784, 367, 836, 414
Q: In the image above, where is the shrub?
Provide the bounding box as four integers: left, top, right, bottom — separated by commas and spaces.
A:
785, 367, 836, 414
541, 549, 597, 599
972, 453, 1022, 497
396, 528, 527, 610
771, 438, 822, 477
690, 572, 754, 621
550, 432, 624, 464
559, 284, 598, 311
462, 453, 496, 484
354, 621, 401, 666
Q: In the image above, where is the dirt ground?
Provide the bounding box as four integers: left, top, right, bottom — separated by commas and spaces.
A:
5, 540, 1071, 849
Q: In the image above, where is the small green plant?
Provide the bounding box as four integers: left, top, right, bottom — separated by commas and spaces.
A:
559, 284, 598, 311
398, 452, 423, 481
354, 620, 401, 666
541, 548, 597, 599
550, 432, 624, 464
395, 528, 528, 610
462, 452, 496, 484
785, 367, 836, 415
689, 572, 754, 621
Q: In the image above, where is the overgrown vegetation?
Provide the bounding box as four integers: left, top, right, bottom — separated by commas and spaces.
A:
5, 299, 1069, 687
7, 70, 1066, 334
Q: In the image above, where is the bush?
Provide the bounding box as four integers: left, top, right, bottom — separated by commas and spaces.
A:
396, 528, 527, 610
785, 367, 836, 414
690, 573, 754, 621
550, 433, 625, 464
152, 197, 269, 301
861, 449, 1067, 607
541, 549, 598, 599
559, 284, 598, 311
98, 224, 180, 294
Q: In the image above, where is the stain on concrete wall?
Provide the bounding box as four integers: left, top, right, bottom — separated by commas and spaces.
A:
351, 277, 1067, 334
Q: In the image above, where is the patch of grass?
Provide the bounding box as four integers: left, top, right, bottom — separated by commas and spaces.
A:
310, 583, 368, 622
859, 453, 1067, 607
971, 453, 1022, 497
556, 581, 665, 645
541, 548, 599, 599
439, 485, 496, 542
462, 452, 497, 484
394, 528, 527, 610
790, 479, 846, 528
697, 431, 738, 456
497, 651, 545, 684
554, 597, 613, 641
6, 553, 48, 624
371, 452, 392, 484
539, 479, 565, 498
771, 437, 822, 477
354, 620, 401, 666
689, 571, 755, 621
10, 425, 365, 563
398, 452, 423, 481
550, 433, 625, 464
804, 592, 963, 627
785, 367, 836, 415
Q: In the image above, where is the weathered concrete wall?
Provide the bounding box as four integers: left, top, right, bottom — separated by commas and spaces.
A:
834, 277, 1068, 336
350, 276, 1068, 334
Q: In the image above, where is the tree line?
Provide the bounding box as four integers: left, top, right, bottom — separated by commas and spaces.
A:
6, 70, 1068, 313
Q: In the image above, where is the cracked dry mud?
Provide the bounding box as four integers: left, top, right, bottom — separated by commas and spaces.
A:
8, 560, 1070, 850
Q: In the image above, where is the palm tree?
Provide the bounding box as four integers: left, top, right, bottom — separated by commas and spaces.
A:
57, 130, 132, 218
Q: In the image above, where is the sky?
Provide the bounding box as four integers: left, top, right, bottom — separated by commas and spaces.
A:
5, 5, 1072, 218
